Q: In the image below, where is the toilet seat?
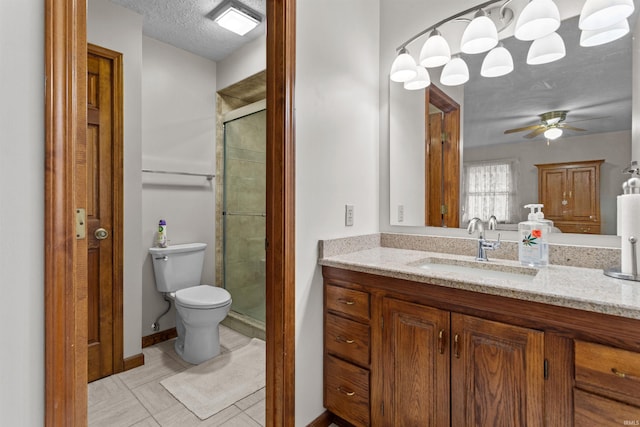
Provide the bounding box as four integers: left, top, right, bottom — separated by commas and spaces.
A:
175, 285, 232, 309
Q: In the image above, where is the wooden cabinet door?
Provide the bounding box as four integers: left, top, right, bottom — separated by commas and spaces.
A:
567, 165, 599, 222
382, 298, 450, 426
451, 314, 545, 427
538, 167, 567, 221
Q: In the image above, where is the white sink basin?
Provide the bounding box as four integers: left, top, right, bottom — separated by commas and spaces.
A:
415, 257, 538, 282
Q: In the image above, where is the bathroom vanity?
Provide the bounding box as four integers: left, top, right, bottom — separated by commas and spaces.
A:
319, 237, 640, 426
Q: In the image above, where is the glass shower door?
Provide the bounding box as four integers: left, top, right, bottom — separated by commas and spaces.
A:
223, 108, 266, 324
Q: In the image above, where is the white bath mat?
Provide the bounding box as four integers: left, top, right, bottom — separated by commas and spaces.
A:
161, 338, 265, 420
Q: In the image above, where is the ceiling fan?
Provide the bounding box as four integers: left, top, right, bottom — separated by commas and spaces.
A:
503, 110, 586, 140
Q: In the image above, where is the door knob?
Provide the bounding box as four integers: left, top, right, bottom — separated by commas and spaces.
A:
95, 228, 109, 240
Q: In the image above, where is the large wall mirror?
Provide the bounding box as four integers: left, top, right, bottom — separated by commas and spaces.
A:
388, 0, 638, 236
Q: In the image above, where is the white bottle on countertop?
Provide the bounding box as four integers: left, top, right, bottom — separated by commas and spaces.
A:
518, 204, 549, 267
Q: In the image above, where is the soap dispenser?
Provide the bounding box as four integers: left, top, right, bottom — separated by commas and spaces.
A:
518, 204, 549, 267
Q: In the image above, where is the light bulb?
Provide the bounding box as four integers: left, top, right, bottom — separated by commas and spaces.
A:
390, 49, 417, 82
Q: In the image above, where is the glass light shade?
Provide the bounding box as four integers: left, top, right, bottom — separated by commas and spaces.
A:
390, 50, 417, 82
460, 15, 499, 54
580, 18, 629, 46
419, 31, 451, 68
404, 66, 431, 90
514, 0, 561, 41
527, 32, 565, 65
579, 0, 635, 30
481, 46, 514, 77
440, 57, 469, 86
544, 127, 563, 140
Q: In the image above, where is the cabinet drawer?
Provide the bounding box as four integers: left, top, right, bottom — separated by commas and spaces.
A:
575, 340, 640, 407
574, 388, 640, 426
325, 355, 370, 427
556, 222, 600, 234
326, 284, 370, 322
325, 313, 370, 367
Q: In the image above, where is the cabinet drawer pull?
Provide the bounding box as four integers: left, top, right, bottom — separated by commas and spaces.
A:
438, 329, 446, 355
337, 386, 355, 396
338, 298, 355, 305
611, 367, 636, 379
453, 334, 460, 359
335, 335, 355, 344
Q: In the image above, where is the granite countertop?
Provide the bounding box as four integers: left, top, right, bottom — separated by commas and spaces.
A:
319, 246, 640, 320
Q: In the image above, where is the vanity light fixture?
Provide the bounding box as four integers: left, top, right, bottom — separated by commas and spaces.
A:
207, 0, 262, 36
527, 31, 566, 65
460, 9, 499, 54
580, 18, 630, 46
514, 0, 561, 41
441, 57, 470, 86
419, 29, 451, 68
579, 0, 635, 30
404, 66, 432, 90
390, 0, 632, 89
481, 44, 514, 77
390, 48, 418, 82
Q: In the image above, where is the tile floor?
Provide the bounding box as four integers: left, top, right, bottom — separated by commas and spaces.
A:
88, 325, 264, 427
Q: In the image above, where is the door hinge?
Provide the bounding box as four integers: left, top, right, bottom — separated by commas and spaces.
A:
440, 204, 448, 215
75, 208, 86, 239
544, 359, 549, 380
265, 238, 269, 250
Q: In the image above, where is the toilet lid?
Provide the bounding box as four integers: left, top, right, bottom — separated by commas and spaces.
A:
175, 285, 232, 309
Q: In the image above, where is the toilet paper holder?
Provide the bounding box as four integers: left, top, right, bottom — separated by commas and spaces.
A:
604, 236, 640, 282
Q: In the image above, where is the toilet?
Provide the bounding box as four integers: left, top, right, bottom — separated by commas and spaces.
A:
149, 242, 232, 364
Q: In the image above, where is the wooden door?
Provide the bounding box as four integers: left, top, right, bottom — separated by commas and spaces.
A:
382, 298, 450, 426
567, 164, 600, 222
426, 112, 444, 226
451, 314, 544, 427
538, 167, 567, 221
425, 85, 460, 228
87, 45, 123, 382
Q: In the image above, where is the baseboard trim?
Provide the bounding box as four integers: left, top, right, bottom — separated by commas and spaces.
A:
122, 353, 144, 372
142, 327, 177, 348
307, 411, 333, 427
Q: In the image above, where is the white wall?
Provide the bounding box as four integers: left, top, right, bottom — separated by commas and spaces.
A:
141, 36, 217, 335
295, 0, 380, 424
88, 0, 144, 358
217, 33, 266, 90
0, 1, 44, 424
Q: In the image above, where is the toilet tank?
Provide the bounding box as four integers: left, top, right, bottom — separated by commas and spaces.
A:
149, 243, 207, 292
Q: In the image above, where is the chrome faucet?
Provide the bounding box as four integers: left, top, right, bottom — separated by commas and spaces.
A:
467, 217, 501, 261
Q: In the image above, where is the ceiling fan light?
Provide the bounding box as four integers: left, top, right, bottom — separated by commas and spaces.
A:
404, 66, 431, 90
481, 46, 514, 77
527, 32, 565, 65
390, 49, 418, 82
419, 30, 451, 68
580, 18, 629, 46
579, 0, 635, 31
440, 57, 469, 86
514, 0, 561, 41
544, 127, 563, 140
460, 12, 499, 54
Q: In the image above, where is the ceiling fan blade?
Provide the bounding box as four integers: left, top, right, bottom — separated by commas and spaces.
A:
524, 127, 547, 138
564, 115, 611, 124
504, 124, 543, 134
557, 124, 586, 132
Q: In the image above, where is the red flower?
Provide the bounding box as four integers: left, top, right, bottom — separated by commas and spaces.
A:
531, 229, 542, 239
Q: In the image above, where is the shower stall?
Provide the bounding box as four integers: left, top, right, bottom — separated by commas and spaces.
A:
222, 104, 266, 325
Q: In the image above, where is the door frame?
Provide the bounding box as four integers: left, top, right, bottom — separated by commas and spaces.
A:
44, 0, 296, 425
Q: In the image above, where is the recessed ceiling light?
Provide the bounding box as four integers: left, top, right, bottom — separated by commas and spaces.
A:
207, 0, 262, 36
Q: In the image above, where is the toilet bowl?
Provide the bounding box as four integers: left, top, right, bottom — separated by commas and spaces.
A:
149, 243, 232, 364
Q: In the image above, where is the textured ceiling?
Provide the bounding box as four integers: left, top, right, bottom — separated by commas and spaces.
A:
108, 0, 266, 61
